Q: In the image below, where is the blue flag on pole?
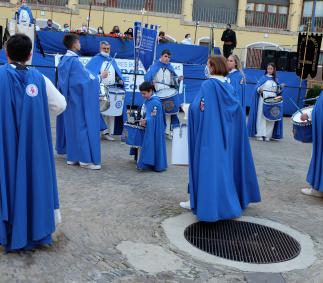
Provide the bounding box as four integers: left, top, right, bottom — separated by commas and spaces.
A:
134, 22, 158, 71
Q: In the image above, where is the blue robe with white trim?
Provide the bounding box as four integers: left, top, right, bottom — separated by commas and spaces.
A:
17, 6, 34, 25
145, 60, 180, 127
137, 95, 167, 172
0, 64, 59, 251
227, 70, 245, 109
307, 92, 323, 192
56, 54, 101, 164
188, 78, 261, 222
247, 75, 283, 139
86, 53, 126, 133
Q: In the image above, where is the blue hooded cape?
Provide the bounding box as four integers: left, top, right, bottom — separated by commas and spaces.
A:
247, 75, 283, 139
137, 95, 167, 172
307, 92, 323, 191
56, 54, 101, 164
86, 53, 126, 132
188, 78, 261, 222
0, 64, 59, 251
17, 6, 34, 25
227, 70, 246, 109
144, 60, 176, 83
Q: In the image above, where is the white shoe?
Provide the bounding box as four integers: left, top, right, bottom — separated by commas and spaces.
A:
79, 162, 101, 170
301, 188, 323, 198
265, 137, 271, 142
180, 200, 191, 210
256, 137, 263, 141
102, 134, 114, 141
67, 161, 78, 165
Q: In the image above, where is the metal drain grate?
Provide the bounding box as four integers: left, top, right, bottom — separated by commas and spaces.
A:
184, 220, 301, 264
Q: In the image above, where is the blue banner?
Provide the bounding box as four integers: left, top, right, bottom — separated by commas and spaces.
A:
139, 24, 158, 71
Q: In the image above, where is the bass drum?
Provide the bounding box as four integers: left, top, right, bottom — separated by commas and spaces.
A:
101, 87, 125, 117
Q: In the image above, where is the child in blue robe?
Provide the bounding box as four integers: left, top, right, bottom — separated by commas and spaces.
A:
181, 55, 261, 222
56, 33, 108, 170
301, 91, 323, 198
0, 34, 66, 251
247, 62, 283, 141
137, 82, 167, 172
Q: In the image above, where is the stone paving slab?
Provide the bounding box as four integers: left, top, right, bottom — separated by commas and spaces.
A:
0, 116, 322, 283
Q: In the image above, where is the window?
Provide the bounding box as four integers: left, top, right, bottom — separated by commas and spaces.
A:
268, 5, 277, 13
246, 2, 289, 29
303, 1, 323, 17
278, 6, 288, 14
255, 4, 265, 12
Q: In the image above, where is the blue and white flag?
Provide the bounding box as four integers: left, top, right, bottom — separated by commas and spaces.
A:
134, 22, 158, 71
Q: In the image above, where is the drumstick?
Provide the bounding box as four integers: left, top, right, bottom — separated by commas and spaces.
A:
289, 97, 303, 114
103, 52, 117, 72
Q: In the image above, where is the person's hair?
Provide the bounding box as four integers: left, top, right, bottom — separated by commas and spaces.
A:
227, 23, 231, 28
208, 55, 229, 76
139, 81, 155, 92
97, 26, 104, 33
6, 33, 32, 62
63, 33, 80, 49
265, 62, 277, 82
112, 25, 120, 33
47, 19, 52, 22
63, 23, 69, 28
228, 54, 246, 82
159, 31, 165, 37
100, 41, 110, 47
161, 49, 171, 56
185, 33, 190, 38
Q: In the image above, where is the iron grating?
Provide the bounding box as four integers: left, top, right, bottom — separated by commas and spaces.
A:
184, 220, 301, 264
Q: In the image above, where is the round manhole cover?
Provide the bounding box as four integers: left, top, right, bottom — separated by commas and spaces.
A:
184, 220, 301, 264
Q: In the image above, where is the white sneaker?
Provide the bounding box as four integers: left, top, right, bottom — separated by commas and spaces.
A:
67, 161, 78, 165
180, 200, 191, 210
79, 162, 101, 170
102, 134, 115, 141
256, 137, 263, 141
301, 188, 323, 198
265, 137, 271, 142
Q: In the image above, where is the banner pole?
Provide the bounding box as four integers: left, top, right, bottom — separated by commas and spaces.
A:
297, 21, 311, 105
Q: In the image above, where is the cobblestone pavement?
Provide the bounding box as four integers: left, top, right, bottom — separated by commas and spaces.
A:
0, 117, 322, 283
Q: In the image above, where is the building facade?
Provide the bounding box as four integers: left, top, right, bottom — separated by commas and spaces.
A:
0, 0, 322, 51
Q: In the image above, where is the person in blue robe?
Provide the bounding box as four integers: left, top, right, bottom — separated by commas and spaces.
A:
56, 33, 108, 170
247, 63, 283, 141
301, 91, 323, 198
226, 54, 246, 110
180, 55, 260, 221
0, 34, 66, 251
16, 0, 34, 25
136, 82, 167, 172
86, 41, 126, 140
144, 50, 183, 138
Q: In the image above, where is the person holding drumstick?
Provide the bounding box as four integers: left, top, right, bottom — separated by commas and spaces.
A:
247, 62, 283, 141
136, 82, 167, 172
300, 92, 323, 198
144, 50, 183, 139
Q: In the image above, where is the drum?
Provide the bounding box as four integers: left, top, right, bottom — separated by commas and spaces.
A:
124, 123, 145, 148
291, 106, 313, 143
171, 124, 188, 165
101, 87, 125, 117
99, 84, 110, 113
263, 96, 283, 121
157, 88, 180, 115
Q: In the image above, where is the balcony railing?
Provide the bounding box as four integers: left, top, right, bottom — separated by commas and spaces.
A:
246, 11, 288, 30
301, 17, 323, 32
79, 0, 182, 14
192, 6, 237, 25
26, 0, 67, 6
